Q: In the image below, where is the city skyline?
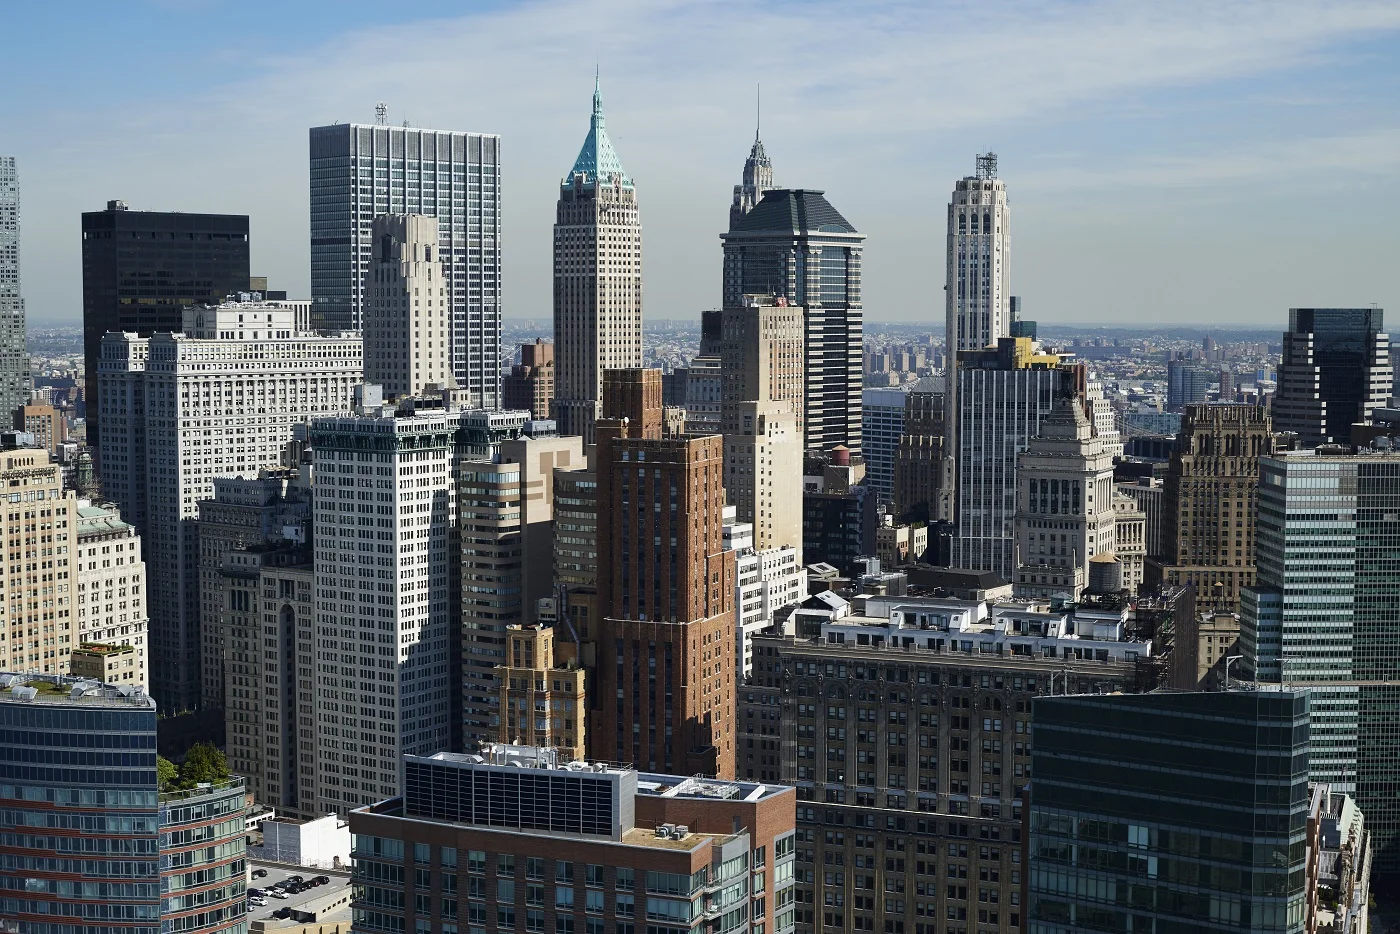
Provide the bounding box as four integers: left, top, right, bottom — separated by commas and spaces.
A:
6, 1, 1400, 330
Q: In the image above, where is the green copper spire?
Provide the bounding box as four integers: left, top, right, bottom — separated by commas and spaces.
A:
566, 73, 631, 188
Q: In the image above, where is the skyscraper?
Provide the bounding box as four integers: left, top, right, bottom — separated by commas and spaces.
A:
0, 157, 30, 415
730, 100, 774, 228
721, 295, 804, 554
893, 376, 952, 524
1243, 448, 1400, 870
721, 189, 864, 452
1011, 395, 1118, 598
309, 117, 502, 407
861, 387, 908, 505
945, 153, 1010, 354
1273, 307, 1391, 446
1028, 690, 1311, 934
592, 371, 736, 777
1145, 403, 1276, 613
363, 213, 453, 398
310, 403, 466, 813
460, 434, 584, 747
1, 443, 77, 676
81, 200, 250, 452
952, 338, 1072, 580
552, 78, 643, 442
99, 299, 362, 710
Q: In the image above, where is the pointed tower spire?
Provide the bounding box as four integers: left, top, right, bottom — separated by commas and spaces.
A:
730, 84, 774, 229
566, 72, 630, 187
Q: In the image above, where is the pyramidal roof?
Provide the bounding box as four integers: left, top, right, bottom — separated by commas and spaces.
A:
566, 76, 631, 188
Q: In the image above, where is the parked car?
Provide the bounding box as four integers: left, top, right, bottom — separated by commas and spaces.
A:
286, 875, 304, 885
315, 875, 330, 885
273, 908, 292, 920
252, 868, 268, 878
271, 890, 289, 900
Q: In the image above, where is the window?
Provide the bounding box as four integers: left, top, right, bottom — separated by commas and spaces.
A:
557, 886, 575, 909
557, 862, 574, 883
468, 850, 486, 873
616, 868, 634, 891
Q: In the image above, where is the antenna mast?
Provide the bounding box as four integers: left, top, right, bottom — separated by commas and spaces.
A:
374, 102, 388, 126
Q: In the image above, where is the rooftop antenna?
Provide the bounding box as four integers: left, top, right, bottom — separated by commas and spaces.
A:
976, 152, 998, 179
756, 84, 761, 141
374, 102, 388, 126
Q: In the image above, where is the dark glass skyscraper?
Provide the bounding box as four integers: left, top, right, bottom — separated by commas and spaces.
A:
80, 201, 249, 452
1028, 690, 1311, 934
1273, 307, 1391, 446
721, 188, 864, 453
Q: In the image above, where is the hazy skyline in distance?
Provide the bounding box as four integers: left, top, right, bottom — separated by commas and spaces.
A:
7, 0, 1400, 328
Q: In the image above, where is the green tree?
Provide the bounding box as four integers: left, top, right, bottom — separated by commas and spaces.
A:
176, 742, 229, 788
157, 755, 178, 792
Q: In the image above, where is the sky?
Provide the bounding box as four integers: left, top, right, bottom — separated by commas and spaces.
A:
6, 0, 1400, 328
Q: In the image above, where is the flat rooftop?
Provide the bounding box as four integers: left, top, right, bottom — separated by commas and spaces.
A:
0, 672, 153, 708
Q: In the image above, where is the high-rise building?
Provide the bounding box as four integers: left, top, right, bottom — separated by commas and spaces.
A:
730, 110, 775, 228
502, 338, 555, 419
310, 403, 466, 814
552, 455, 598, 634
1145, 403, 1276, 614
1243, 448, 1400, 870
1166, 357, 1215, 411
1115, 475, 1164, 559
460, 434, 584, 747
81, 200, 250, 453
74, 499, 148, 688
0, 158, 30, 415
495, 624, 586, 759
13, 399, 66, 453
861, 387, 908, 505
721, 295, 804, 555
952, 338, 1073, 580
218, 541, 316, 819
945, 153, 1010, 354
1028, 690, 1311, 934
363, 213, 454, 398
1274, 307, 1391, 446
196, 469, 312, 709
893, 376, 952, 524
802, 445, 877, 575
308, 118, 502, 406
348, 745, 797, 934
1111, 491, 1147, 594
739, 595, 1151, 934
552, 78, 643, 441
99, 299, 362, 710
0, 672, 250, 934
1, 444, 78, 676
1011, 396, 1118, 599
722, 189, 864, 453
592, 372, 736, 777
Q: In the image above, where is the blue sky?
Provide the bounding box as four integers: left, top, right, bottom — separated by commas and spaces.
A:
6, 0, 1400, 327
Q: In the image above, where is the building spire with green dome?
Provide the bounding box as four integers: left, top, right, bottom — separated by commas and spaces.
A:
566, 73, 632, 188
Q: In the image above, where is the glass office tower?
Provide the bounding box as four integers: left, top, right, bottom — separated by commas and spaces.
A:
0, 157, 30, 415
720, 188, 864, 453
1029, 690, 1312, 934
1244, 448, 1400, 872
309, 121, 502, 408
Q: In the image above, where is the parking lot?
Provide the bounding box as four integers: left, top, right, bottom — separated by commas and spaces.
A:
246, 861, 351, 923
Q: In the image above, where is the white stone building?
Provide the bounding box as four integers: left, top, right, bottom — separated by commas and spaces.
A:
725, 509, 807, 676
945, 153, 1010, 354
364, 213, 454, 399
73, 500, 148, 688
309, 403, 465, 814
98, 300, 362, 709
1011, 397, 1118, 599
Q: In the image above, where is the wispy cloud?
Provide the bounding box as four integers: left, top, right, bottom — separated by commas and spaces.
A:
12, 0, 1400, 325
